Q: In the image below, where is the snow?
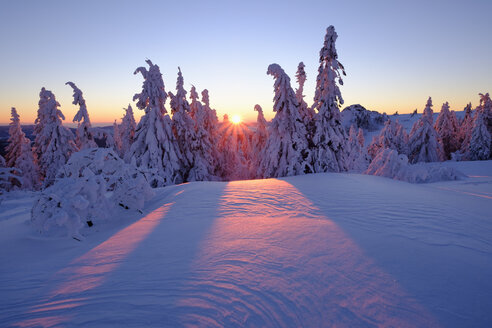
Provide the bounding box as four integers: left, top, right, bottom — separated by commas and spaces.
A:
1, 160, 491, 327
365, 148, 464, 183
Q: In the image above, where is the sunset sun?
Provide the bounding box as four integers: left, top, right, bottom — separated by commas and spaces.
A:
231, 114, 241, 124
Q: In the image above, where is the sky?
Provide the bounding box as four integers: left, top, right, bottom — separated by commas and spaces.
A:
0, 0, 491, 125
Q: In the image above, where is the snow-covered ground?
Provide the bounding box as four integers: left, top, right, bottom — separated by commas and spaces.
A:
1, 161, 491, 327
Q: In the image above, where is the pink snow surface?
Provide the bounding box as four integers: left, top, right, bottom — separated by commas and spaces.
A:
1, 162, 492, 327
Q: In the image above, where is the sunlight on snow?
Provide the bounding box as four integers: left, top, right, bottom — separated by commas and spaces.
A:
17, 203, 173, 327
178, 179, 440, 327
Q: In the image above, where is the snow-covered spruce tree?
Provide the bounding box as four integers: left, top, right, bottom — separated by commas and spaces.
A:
296, 62, 316, 151
368, 119, 408, 159
119, 104, 137, 160
478, 93, 492, 155
5, 108, 40, 190
295, 62, 315, 123
34, 88, 78, 187
395, 124, 409, 154
217, 115, 235, 179
182, 87, 218, 181
219, 119, 253, 180
478, 93, 492, 133
126, 59, 183, 187
5, 108, 25, 168
434, 102, 459, 159
252, 104, 269, 177
66, 82, 97, 150
31, 148, 154, 239
169, 69, 197, 181
200, 89, 220, 138
258, 64, 312, 178
237, 120, 254, 179
468, 109, 491, 160
189, 85, 200, 120
458, 103, 473, 154
113, 120, 123, 155
408, 97, 444, 163
347, 125, 369, 172
200, 89, 221, 176
217, 115, 236, 180
311, 26, 349, 173
357, 128, 365, 148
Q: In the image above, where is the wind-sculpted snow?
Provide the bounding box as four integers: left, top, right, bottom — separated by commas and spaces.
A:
1, 164, 492, 327
175, 179, 438, 327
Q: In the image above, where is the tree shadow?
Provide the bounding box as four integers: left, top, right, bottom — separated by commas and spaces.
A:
287, 172, 492, 328
173, 178, 439, 327
10, 181, 228, 327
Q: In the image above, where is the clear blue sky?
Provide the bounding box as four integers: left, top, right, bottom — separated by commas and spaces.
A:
0, 0, 491, 124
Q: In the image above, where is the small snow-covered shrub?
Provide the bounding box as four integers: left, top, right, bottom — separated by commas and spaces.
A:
365, 149, 463, 183
410, 164, 464, 183
365, 149, 410, 181
31, 148, 154, 239
0, 155, 21, 195
0, 167, 20, 195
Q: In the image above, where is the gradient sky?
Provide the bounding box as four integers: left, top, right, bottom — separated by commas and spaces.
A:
0, 0, 491, 125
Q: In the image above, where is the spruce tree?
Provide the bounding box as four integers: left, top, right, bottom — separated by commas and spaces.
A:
66, 82, 97, 149
459, 103, 473, 155
200, 89, 221, 177
113, 120, 123, 156
217, 115, 252, 180
368, 119, 408, 159
5, 108, 41, 190
126, 59, 183, 187
5, 107, 24, 168
408, 97, 443, 163
434, 102, 459, 159
168, 68, 197, 180
469, 109, 491, 160
119, 104, 136, 160
295, 62, 315, 123
258, 64, 312, 178
347, 125, 369, 172
217, 115, 234, 180
357, 128, 365, 148
34, 88, 78, 187
478, 93, 492, 151
252, 104, 269, 178
311, 26, 349, 173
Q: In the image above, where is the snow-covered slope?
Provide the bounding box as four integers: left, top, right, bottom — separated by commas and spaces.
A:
341, 104, 388, 132
1, 161, 491, 327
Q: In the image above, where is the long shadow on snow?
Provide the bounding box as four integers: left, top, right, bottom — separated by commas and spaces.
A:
170, 178, 439, 328
287, 172, 492, 328
11, 181, 229, 327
